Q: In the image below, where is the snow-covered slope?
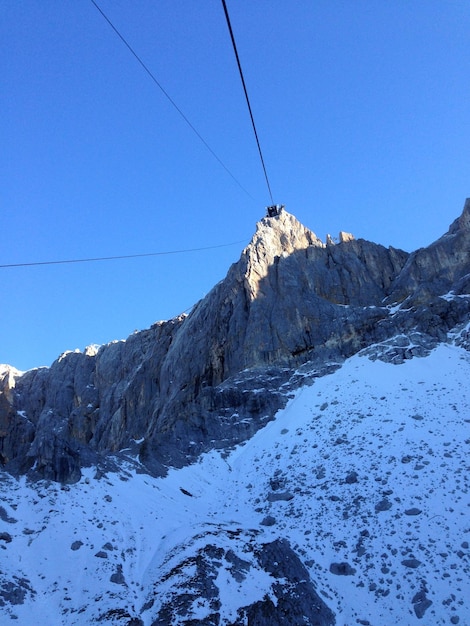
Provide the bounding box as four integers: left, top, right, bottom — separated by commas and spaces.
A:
2, 333, 469, 625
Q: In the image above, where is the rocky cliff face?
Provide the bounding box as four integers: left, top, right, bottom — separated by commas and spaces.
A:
1, 200, 470, 483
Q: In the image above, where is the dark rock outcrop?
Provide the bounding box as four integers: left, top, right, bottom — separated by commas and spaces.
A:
146, 534, 335, 626
387, 198, 470, 305
231, 539, 335, 626
1, 201, 470, 482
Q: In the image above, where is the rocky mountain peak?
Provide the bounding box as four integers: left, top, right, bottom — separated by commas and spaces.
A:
1, 200, 470, 484
241, 209, 323, 300
385, 198, 470, 305
0, 365, 22, 405
247, 208, 323, 258
447, 196, 470, 235
1, 201, 469, 626
326, 231, 355, 245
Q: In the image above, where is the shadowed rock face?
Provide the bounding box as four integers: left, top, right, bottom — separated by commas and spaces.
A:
386, 198, 470, 305
147, 536, 335, 626
1, 201, 469, 482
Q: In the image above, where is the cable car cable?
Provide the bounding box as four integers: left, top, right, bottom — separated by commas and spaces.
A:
0, 240, 247, 270
90, 0, 256, 202
220, 0, 275, 206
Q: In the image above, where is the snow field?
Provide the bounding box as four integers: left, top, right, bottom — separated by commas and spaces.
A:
1, 343, 469, 624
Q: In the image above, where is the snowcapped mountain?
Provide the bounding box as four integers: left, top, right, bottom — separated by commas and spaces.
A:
1, 201, 470, 625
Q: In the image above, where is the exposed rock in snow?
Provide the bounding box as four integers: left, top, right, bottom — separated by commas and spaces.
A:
1, 342, 469, 624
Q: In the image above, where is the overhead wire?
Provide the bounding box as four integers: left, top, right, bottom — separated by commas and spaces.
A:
3, 4, 274, 272
2, 4, 262, 273
0, 240, 247, 270
90, 0, 256, 202
220, 0, 275, 206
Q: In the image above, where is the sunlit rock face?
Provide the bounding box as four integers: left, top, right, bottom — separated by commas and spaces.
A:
1, 200, 470, 482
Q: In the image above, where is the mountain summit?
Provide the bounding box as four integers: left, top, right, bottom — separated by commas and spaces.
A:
1, 201, 470, 483
1, 200, 470, 625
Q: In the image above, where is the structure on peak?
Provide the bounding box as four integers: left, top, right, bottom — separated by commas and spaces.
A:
266, 204, 285, 218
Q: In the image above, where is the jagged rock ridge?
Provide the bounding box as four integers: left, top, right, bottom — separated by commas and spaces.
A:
1, 200, 470, 483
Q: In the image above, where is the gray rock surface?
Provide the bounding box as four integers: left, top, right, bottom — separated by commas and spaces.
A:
329, 562, 356, 576
387, 198, 470, 306
412, 589, 433, 619
1, 201, 470, 482
147, 535, 335, 626
232, 539, 335, 626
0, 574, 35, 608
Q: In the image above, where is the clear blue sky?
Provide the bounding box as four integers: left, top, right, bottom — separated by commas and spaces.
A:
2, 0, 469, 371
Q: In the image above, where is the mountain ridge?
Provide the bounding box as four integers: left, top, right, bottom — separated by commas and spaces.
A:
1, 200, 470, 483
1, 199, 470, 625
